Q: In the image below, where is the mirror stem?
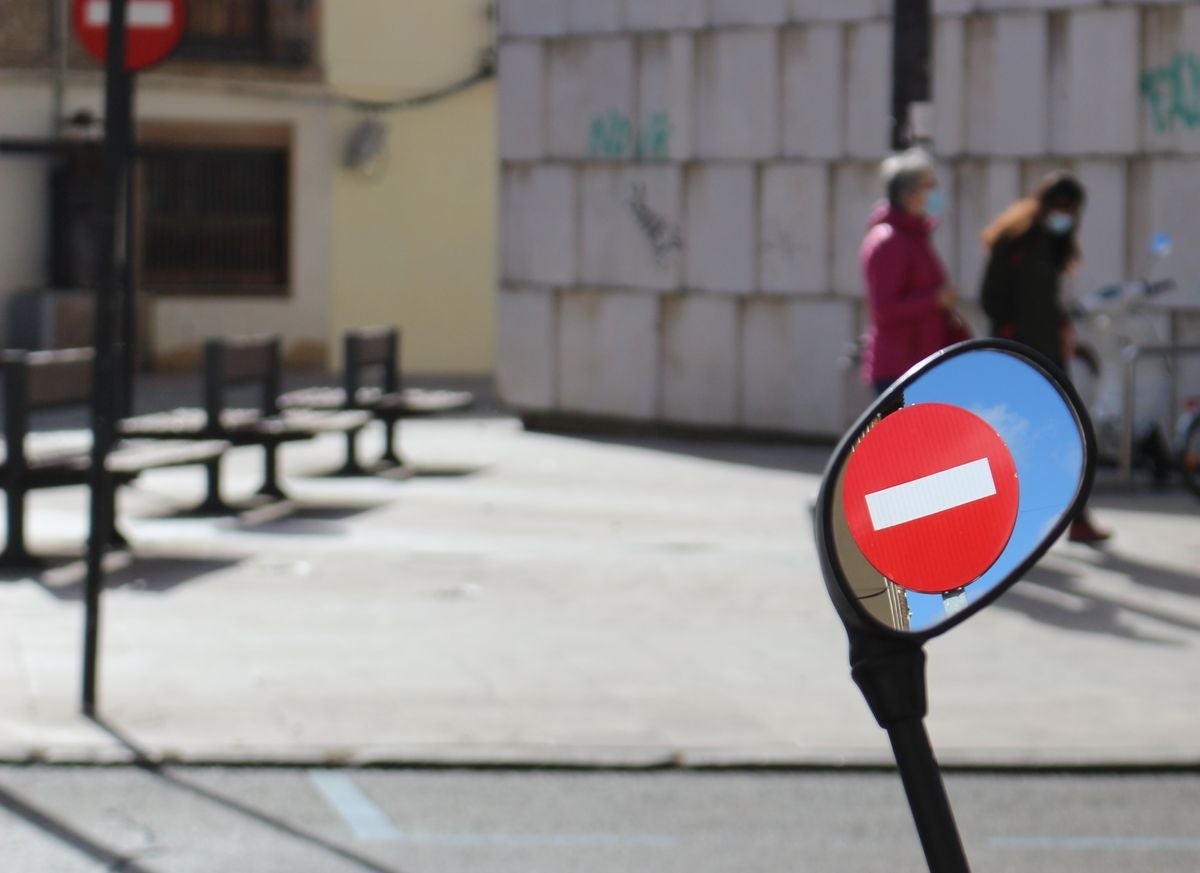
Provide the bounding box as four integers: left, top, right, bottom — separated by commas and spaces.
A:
851, 636, 971, 873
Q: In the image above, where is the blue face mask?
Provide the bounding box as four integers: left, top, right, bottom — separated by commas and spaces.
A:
925, 189, 944, 219
1045, 211, 1075, 235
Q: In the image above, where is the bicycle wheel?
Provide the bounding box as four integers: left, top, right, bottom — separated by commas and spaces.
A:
1181, 414, 1200, 499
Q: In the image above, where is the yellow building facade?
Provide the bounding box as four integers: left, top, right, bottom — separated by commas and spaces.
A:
324, 0, 497, 376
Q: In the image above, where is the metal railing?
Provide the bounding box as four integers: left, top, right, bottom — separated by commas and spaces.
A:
175, 0, 316, 67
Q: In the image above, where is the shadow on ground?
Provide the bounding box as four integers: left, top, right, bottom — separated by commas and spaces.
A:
0, 554, 245, 600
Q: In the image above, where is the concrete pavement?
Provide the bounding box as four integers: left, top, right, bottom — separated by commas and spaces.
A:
0, 409, 1197, 768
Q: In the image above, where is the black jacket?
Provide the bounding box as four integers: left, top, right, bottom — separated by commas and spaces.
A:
980, 231, 1069, 368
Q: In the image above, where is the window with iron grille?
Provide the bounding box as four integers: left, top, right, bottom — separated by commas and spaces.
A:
140, 144, 290, 296
175, 0, 316, 67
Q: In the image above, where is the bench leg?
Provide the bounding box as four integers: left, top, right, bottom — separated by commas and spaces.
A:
0, 483, 37, 568
337, 428, 368, 477
379, 416, 406, 468
257, 443, 288, 500
195, 454, 233, 515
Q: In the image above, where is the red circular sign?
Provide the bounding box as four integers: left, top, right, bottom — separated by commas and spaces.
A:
73, 0, 187, 72
841, 402, 1019, 595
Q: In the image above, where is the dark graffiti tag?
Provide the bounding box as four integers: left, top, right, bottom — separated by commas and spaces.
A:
1141, 52, 1200, 133
628, 182, 684, 265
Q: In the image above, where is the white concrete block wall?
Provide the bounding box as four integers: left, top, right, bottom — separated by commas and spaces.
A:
965, 14, 1049, 156
1071, 160, 1128, 302
759, 162, 831, 294
661, 295, 741, 425
953, 161, 1021, 301
498, 41, 545, 161
781, 24, 844, 159
1129, 159, 1200, 294
741, 298, 857, 434
933, 16, 965, 157
499, 0, 567, 38
791, 0, 888, 22
558, 289, 659, 419
547, 37, 636, 159
831, 162, 883, 296
1138, 5, 1200, 156
685, 164, 757, 293
501, 165, 578, 287
624, 0, 707, 32
637, 33, 695, 161
844, 21, 893, 159
711, 0, 789, 27
580, 164, 684, 290
694, 28, 780, 159
1050, 8, 1140, 156
497, 287, 557, 410
567, 0, 623, 34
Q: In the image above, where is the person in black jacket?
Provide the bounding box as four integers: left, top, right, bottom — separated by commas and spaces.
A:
980, 172, 1110, 544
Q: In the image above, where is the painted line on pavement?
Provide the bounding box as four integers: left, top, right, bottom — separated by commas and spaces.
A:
991, 835, 1200, 851
306, 770, 677, 849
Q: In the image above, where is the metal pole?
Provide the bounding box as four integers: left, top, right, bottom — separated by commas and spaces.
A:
891, 0, 933, 151
83, 0, 132, 715
118, 82, 138, 420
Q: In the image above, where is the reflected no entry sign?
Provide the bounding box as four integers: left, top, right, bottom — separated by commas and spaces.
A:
842, 402, 1019, 594
73, 0, 187, 71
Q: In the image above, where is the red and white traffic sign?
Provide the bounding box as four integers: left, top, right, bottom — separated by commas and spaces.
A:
73, 0, 187, 72
841, 402, 1019, 595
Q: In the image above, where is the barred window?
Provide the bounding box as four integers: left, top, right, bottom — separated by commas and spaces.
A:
139, 141, 289, 296
176, 0, 316, 67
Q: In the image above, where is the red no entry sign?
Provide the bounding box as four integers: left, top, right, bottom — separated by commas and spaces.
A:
842, 403, 1019, 595
73, 0, 187, 71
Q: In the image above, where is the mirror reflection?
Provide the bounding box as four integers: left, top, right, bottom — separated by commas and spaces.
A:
830, 349, 1086, 635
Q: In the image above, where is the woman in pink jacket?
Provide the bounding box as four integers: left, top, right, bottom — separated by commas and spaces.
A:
861, 148, 959, 394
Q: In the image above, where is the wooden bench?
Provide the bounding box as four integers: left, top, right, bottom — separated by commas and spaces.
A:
278, 326, 474, 474
0, 348, 228, 567
120, 335, 371, 512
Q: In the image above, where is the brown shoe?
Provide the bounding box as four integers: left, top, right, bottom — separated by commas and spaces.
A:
1069, 517, 1112, 545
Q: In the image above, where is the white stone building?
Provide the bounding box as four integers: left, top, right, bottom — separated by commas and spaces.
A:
497, 0, 1200, 438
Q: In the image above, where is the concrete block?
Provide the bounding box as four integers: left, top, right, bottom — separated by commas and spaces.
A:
932, 16, 965, 156
1138, 7, 1200, 155
844, 21, 892, 160
933, 0, 975, 13
1071, 160, 1127, 302
580, 164, 684, 290
741, 297, 857, 435
661, 295, 740, 426
625, 0, 707, 32
497, 287, 557, 410
831, 162, 883, 296
558, 289, 659, 419
711, 0, 788, 27
759, 162, 831, 294
965, 14, 1049, 156
501, 165, 577, 286
694, 29, 780, 159
567, 0, 623, 33
931, 160, 958, 286
637, 33, 694, 161
791, 0, 888, 22
498, 0, 567, 37
1128, 159, 1200, 300
549, 37, 636, 160
781, 25, 844, 159
498, 41, 545, 161
953, 160, 1021, 302
685, 164, 757, 293
978, 0, 1098, 10
1049, 8, 1139, 156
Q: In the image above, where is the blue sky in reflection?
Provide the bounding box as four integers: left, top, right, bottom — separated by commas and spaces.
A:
900, 351, 1085, 632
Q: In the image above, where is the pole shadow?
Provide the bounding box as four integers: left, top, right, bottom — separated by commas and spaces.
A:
88, 716, 410, 873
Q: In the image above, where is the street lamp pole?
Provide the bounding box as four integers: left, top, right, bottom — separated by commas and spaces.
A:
892, 0, 933, 151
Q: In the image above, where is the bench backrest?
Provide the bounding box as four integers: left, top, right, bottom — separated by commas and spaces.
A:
344, 326, 400, 398
203, 335, 281, 428
1, 348, 95, 468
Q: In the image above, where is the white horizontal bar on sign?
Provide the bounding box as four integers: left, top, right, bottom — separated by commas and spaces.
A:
85, 0, 175, 28
865, 457, 997, 532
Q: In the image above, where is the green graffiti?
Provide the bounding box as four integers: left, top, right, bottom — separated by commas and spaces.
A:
1141, 52, 1200, 133
587, 110, 672, 160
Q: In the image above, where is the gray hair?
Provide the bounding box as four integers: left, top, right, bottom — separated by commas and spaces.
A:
880, 148, 936, 207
